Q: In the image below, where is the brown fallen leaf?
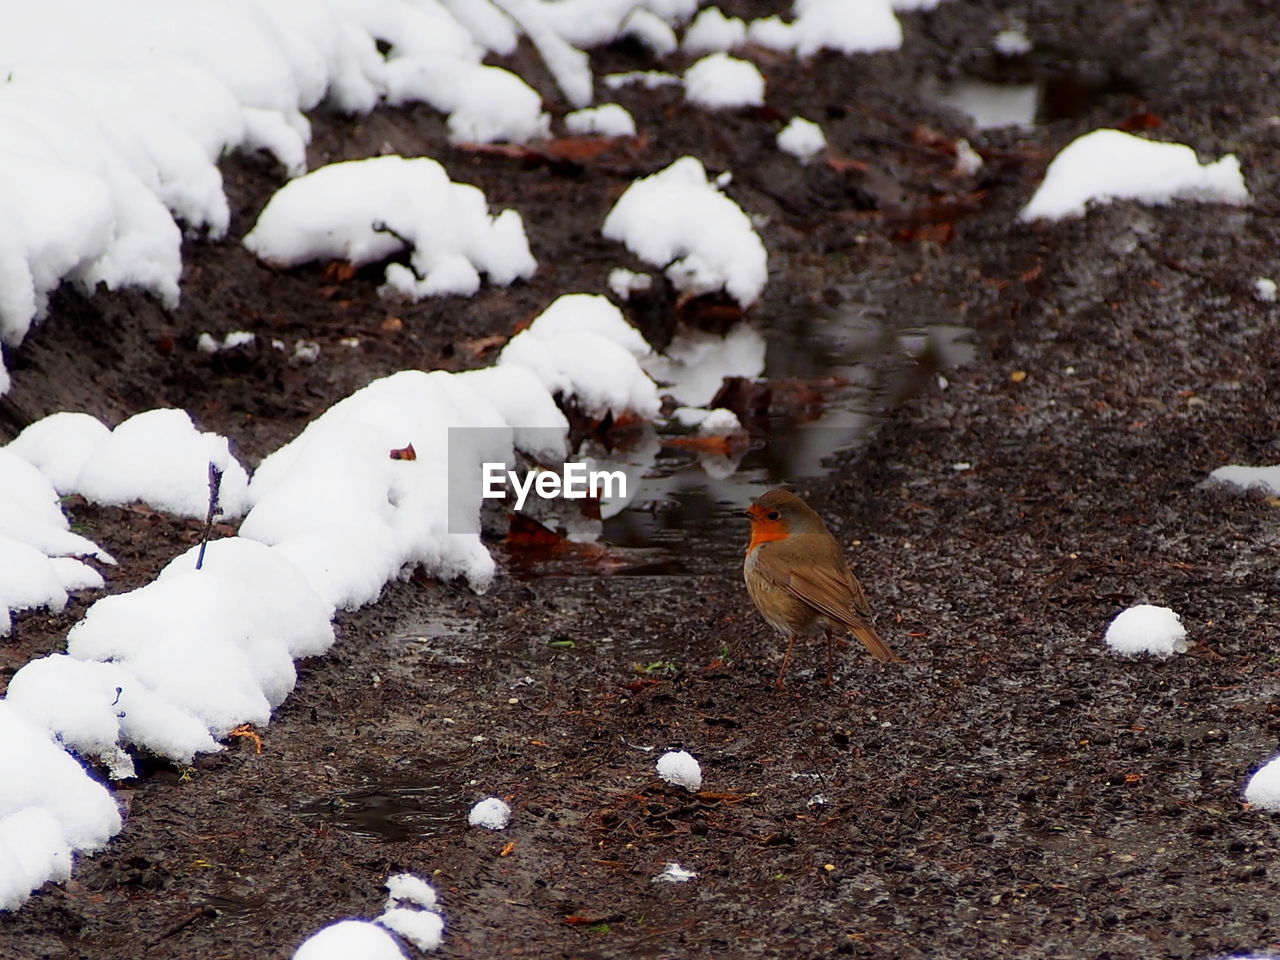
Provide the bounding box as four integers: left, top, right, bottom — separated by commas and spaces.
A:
390, 443, 417, 461
322, 260, 358, 283
228, 723, 263, 754
661, 432, 749, 457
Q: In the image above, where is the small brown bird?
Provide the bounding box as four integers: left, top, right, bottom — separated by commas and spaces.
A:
742, 489, 902, 688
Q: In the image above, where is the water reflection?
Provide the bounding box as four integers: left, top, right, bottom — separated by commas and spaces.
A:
928, 77, 1041, 130
296, 771, 469, 842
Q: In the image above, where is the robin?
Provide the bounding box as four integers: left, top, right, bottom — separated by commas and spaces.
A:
741, 489, 903, 688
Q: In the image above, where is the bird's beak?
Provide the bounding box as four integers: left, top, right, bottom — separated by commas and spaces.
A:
734, 509, 753, 519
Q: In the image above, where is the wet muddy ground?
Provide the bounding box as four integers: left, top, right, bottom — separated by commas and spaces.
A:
6, 1, 1280, 957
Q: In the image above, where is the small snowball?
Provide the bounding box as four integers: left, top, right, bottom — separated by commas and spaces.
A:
777, 117, 827, 161
1245, 757, 1280, 810
1103, 604, 1188, 657
1254, 277, 1277, 303
682, 7, 746, 53
954, 139, 984, 176
565, 104, 636, 138
385, 872, 439, 911
468, 796, 512, 829
697, 408, 743, 435
993, 28, 1032, 56
683, 53, 765, 110
377, 908, 444, 952
656, 750, 702, 792
654, 862, 697, 883
607, 268, 653, 301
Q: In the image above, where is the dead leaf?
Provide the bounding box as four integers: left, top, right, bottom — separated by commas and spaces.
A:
390, 444, 417, 461
228, 724, 263, 754
505, 512, 563, 547
661, 433, 749, 457
460, 334, 508, 358
322, 260, 358, 284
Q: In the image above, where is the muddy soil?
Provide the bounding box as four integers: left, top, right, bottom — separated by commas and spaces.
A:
6, 1, 1280, 958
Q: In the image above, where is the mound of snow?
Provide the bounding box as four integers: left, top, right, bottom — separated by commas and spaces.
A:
657, 749, 703, 791
71, 408, 249, 518
0, 702, 121, 910
778, 117, 828, 161
565, 103, 636, 138
499, 294, 660, 420
683, 53, 765, 110
603, 156, 768, 308
468, 796, 512, 829
1208, 465, 1280, 496
1020, 129, 1249, 221
1103, 604, 1188, 657
244, 156, 536, 301
1245, 757, 1280, 811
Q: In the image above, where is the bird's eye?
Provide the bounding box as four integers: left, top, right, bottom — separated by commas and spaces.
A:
767, 510, 781, 521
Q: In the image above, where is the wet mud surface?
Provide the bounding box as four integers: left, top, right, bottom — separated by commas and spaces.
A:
6, 1, 1280, 957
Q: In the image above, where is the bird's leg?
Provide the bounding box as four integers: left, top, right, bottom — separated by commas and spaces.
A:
824, 628, 835, 686
775, 633, 799, 690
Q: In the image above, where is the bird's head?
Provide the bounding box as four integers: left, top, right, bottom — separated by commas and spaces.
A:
740, 489, 826, 548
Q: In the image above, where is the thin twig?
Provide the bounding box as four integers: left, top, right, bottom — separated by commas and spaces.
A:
195, 462, 223, 570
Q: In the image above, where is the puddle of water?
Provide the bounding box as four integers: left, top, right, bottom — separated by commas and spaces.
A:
296, 770, 469, 843
927, 77, 1041, 130
493, 297, 977, 578
598, 312, 976, 569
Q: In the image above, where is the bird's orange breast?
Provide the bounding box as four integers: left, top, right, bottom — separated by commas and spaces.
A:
747, 519, 790, 553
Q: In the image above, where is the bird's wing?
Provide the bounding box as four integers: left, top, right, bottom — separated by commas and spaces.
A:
753, 548, 902, 663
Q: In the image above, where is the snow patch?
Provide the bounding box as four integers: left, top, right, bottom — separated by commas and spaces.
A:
1020, 130, 1249, 221
603, 157, 768, 308
1103, 604, 1188, 657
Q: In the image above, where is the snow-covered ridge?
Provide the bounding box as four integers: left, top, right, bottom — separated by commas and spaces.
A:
0, 0, 919, 396
0, 293, 657, 912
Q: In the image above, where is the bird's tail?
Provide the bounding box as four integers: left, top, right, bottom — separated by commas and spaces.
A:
851, 622, 904, 663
